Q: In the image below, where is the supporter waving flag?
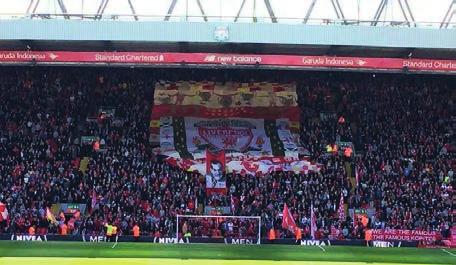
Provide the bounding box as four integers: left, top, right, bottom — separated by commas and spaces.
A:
311, 204, 317, 239
230, 195, 236, 214
281, 203, 297, 232
0, 202, 8, 222
355, 166, 360, 186
338, 192, 345, 222
46, 207, 58, 225
91, 190, 97, 213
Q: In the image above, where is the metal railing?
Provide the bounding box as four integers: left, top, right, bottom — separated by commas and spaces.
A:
0, 13, 454, 28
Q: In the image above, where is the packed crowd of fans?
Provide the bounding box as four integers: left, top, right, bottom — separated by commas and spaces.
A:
0, 68, 453, 240
295, 75, 454, 239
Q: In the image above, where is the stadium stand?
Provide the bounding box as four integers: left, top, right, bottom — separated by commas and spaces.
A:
0, 67, 453, 242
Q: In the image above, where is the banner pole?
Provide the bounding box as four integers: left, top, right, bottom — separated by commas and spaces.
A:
176, 215, 179, 240
258, 216, 261, 245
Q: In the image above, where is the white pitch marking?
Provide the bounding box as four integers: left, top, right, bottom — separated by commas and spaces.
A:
112, 235, 119, 249
318, 245, 326, 252
442, 248, 456, 257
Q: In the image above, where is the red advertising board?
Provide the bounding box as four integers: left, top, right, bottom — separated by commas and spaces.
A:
0, 50, 456, 72
371, 229, 439, 241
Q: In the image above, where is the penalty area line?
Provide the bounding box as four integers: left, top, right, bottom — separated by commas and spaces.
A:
112, 235, 119, 249
318, 245, 326, 252
441, 248, 456, 257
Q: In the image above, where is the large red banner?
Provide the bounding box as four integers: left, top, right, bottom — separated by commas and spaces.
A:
0, 50, 456, 72
371, 229, 439, 241
205, 150, 226, 195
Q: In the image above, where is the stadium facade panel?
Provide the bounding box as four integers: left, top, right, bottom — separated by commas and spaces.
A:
0, 20, 455, 49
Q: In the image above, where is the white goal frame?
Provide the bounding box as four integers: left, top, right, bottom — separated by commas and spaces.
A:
176, 215, 262, 244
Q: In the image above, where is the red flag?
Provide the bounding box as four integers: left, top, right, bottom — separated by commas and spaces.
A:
194, 196, 198, 214
91, 190, 97, 213
311, 204, 317, 239
330, 225, 340, 239
338, 192, 345, 222
205, 149, 226, 195
281, 203, 297, 232
338, 116, 345, 124
46, 207, 57, 224
231, 195, 235, 214
0, 202, 8, 222
355, 166, 360, 186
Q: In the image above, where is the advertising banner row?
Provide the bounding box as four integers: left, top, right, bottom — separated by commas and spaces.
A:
0, 51, 456, 72
0, 234, 420, 248
371, 229, 439, 241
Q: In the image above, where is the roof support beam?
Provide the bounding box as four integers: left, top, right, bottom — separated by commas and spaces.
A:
25, 0, 36, 17
448, 11, 456, 28
330, 0, 346, 24
396, 0, 416, 27
371, 0, 388, 26
441, 0, 455, 28
443, 10, 455, 29
127, 0, 139, 21
27, 0, 41, 18
253, 0, 257, 22
57, 0, 70, 19
99, 0, 110, 20
164, 0, 178, 21
397, 0, 410, 26
402, 0, 416, 26
234, 0, 247, 22
32, 0, 41, 18
263, 0, 277, 23
196, 0, 208, 22
95, 0, 106, 19
372, 0, 416, 27
330, 0, 340, 18
95, 0, 110, 20
303, 0, 318, 24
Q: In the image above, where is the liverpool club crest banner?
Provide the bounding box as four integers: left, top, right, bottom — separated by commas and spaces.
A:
159, 117, 298, 158
151, 81, 320, 175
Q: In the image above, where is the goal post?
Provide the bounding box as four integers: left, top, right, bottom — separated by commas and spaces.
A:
176, 215, 262, 244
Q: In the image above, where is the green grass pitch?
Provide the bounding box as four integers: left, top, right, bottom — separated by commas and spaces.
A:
0, 241, 454, 265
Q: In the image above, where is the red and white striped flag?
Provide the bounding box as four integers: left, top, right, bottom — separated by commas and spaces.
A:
282, 203, 297, 232
338, 192, 345, 222
230, 195, 235, 214
0, 202, 8, 222
194, 196, 198, 214
91, 190, 97, 213
310, 204, 317, 239
355, 166, 360, 186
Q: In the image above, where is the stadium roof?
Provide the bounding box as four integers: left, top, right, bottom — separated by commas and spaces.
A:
1, 0, 455, 28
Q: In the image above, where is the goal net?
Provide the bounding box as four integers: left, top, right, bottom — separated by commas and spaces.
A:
176, 215, 261, 244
